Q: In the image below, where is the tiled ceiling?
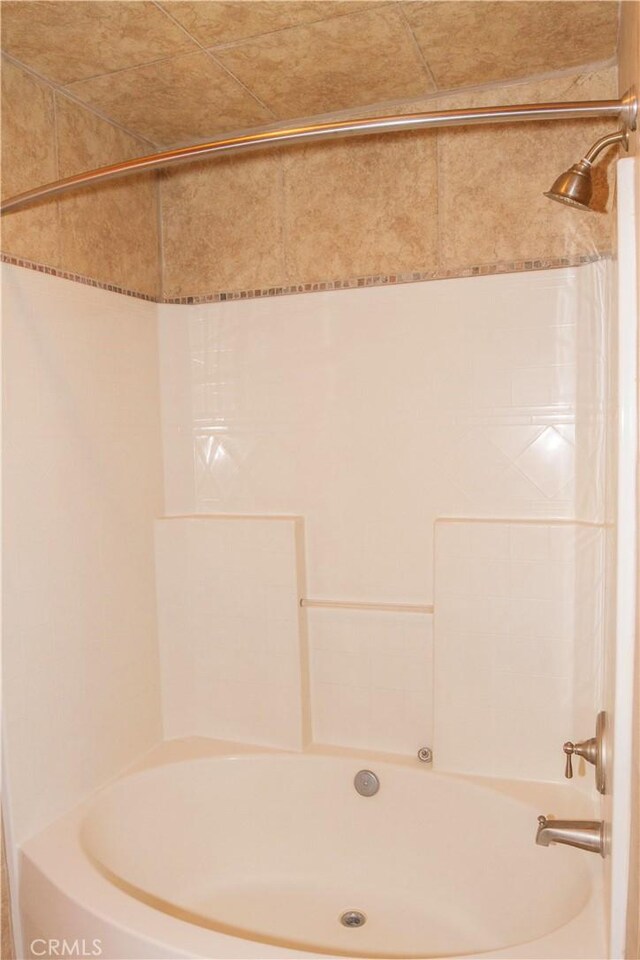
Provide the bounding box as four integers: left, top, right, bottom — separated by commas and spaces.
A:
1, 1, 619, 148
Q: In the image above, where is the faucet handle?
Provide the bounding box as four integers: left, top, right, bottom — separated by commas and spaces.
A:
563, 742, 575, 778
563, 736, 597, 779
562, 714, 607, 794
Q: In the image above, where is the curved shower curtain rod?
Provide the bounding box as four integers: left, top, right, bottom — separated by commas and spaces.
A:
1, 89, 637, 215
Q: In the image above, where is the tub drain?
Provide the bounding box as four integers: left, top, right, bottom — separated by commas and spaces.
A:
340, 910, 366, 928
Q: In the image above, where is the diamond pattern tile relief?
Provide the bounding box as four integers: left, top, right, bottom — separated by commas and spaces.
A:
515, 426, 575, 500
161, 263, 611, 601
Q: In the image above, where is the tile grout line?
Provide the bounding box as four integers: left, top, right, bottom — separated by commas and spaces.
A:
51, 87, 63, 271
1, 52, 157, 150
155, 171, 166, 302
146, 55, 619, 152
206, 50, 278, 119
58, 49, 197, 92
3, 47, 617, 155
280, 152, 291, 289
200, 2, 397, 53
397, 5, 439, 94
149, 0, 277, 119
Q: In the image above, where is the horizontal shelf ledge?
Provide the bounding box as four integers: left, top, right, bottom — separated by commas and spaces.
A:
300, 598, 434, 614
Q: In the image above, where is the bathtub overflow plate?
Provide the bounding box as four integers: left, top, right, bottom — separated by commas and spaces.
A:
340, 910, 367, 928
354, 769, 379, 796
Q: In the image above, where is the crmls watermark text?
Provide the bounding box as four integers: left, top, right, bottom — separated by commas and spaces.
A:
30, 940, 102, 957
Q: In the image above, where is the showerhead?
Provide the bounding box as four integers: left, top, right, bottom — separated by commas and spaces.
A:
544, 159, 593, 210
545, 129, 629, 211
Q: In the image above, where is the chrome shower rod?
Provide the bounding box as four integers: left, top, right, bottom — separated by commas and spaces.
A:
1, 90, 636, 215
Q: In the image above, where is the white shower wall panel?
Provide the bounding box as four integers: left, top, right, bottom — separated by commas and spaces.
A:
158, 262, 610, 606
155, 515, 306, 748
308, 607, 433, 754
2, 264, 165, 846
433, 519, 605, 782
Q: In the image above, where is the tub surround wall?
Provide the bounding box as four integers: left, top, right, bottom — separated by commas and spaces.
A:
309, 607, 433, 755
434, 520, 604, 784
2, 263, 165, 845
159, 66, 616, 300
159, 265, 607, 593
157, 260, 611, 760
0, 56, 160, 299
155, 516, 308, 749
1, 57, 615, 303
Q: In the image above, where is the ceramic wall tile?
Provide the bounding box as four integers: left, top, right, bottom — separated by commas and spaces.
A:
55, 94, 160, 297
215, 7, 433, 121
0, 57, 59, 267
160, 1, 384, 47
155, 516, 306, 748
436, 68, 617, 272
161, 151, 285, 298
309, 607, 433, 755
1, 1, 196, 85
403, 2, 617, 90
66, 50, 274, 147
282, 131, 438, 283
2, 263, 164, 845
5, 60, 612, 299
1, 2, 616, 148
153, 65, 615, 299
1, 58, 161, 297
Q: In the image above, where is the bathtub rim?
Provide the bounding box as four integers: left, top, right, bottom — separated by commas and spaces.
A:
19, 737, 607, 960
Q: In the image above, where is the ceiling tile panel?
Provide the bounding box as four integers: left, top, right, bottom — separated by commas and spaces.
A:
215, 6, 435, 119
159, 1, 387, 47
65, 50, 274, 146
0, 1, 197, 85
403, 1, 618, 90
0, 0, 620, 147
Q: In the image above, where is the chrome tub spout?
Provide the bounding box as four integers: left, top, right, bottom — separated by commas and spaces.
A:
535, 815, 605, 856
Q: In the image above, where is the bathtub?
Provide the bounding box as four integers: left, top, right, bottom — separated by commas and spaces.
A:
19, 739, 606, 960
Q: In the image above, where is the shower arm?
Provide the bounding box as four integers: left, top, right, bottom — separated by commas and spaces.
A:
1, 88, 636, 215
583, 128, 630, 165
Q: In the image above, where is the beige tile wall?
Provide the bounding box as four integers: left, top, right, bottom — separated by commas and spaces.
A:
160, 65, 617, 299
1, 58, 618, 302
1, 56, 160, 298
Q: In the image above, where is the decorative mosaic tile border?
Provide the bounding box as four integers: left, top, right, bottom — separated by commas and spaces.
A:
163, 253, 609, 304
2, 251, 609, 305
0, 253, 157, 302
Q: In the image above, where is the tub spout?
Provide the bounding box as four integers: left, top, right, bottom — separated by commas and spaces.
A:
535, 815, 605, 856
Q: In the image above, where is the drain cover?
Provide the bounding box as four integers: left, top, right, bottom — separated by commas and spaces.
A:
340, 910, 367, 928
354, 769, 379, 796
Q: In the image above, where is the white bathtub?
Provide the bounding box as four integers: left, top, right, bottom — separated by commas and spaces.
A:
19, 739, 606, 960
